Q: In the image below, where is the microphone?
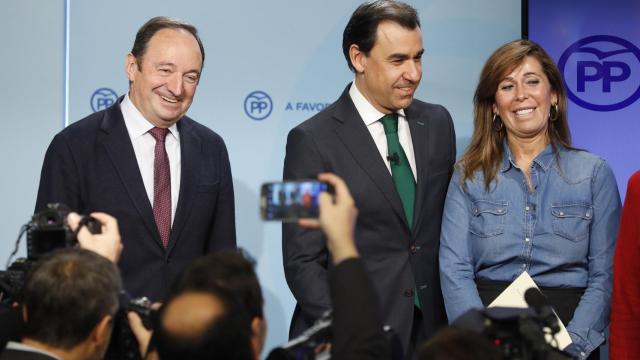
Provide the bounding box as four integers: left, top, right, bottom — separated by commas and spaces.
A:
387, 152, 400, 165
524, 287, 547, 309
524, 287, 560, 334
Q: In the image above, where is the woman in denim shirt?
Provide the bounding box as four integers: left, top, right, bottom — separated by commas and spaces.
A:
439, 40, 620, 360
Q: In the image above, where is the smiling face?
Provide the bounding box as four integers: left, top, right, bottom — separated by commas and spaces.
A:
126, 28, 203, 128
493, 56, 557, 144
351, 21, 423, 114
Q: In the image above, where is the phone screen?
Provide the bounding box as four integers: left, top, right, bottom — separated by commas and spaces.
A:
260, 180, 329, 221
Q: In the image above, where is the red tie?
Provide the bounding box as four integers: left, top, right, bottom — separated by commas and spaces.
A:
149, 127, 171, 248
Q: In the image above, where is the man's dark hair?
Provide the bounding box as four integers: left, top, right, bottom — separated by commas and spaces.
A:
342, 0, 420, 72
22, 248, 121, 349
172, 249, 263, 319
131, 16, 205, 70
154, 289, 253, 360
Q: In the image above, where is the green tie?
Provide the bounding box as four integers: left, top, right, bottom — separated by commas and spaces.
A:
381, 114, 415, 228
381, 114, 421, 309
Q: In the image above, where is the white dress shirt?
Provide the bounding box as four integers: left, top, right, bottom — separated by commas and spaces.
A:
348, 81, 417, 180
120, 94, 181, 224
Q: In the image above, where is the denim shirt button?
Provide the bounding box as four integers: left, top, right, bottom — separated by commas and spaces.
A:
559, 211, 565, 216
525, 238, 530, 242
525, 206, 530, 211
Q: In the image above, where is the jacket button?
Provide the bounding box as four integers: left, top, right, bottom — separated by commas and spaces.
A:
404, 289, 414, 297
410, 245, 417, 254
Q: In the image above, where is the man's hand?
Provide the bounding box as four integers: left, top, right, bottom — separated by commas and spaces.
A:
67, 212, 123, 263
128, 311, 153, 358
299, 173, 359, 264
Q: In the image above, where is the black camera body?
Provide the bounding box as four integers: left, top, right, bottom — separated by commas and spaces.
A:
27, 203, 101, 260
127, 296, 155, 330
1, 204, 155, 360
105, 296, 157, 360
1, 203, 101, 304
452, 307, 572, 360
0, 259, 30, 304
267, 311, 404, 360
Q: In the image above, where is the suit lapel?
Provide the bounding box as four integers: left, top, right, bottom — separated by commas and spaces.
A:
166, 118, 201, 254
406, 104, 430, 235
333, 88, 407, 225
98, 101, 163, 249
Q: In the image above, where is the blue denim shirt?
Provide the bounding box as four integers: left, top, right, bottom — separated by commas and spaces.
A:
439, 143, 620, 359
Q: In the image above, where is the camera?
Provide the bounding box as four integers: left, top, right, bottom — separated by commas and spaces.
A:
0, 258, 29, 304
127, 296, 155, 330
27, 203, 101, 260
267, 311, 403, 360
452, 306, 572, 360
1, 204, 154, 360
106, 296, 157, 360
0, 203, 101, 304
272, 310, 333, 359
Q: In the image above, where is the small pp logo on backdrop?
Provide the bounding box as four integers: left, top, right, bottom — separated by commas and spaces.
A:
559, 35, 640, 112
91, 88, 119, 112
244, 91, 273, 121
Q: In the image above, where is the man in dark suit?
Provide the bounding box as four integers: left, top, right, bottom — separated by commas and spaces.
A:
283, 1, 456, 355
35, 17, 236, 301
0, 248, 121, 360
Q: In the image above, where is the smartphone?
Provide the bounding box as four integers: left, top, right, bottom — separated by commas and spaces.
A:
260, 180, 332, 221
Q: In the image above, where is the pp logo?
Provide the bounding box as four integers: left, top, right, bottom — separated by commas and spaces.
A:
244, 91, 273, 120
91, 88, 118, 112
559, 35, 640, 111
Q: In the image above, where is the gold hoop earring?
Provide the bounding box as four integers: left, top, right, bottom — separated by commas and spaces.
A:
549, 103, 559, 121
492, 113, 503, 132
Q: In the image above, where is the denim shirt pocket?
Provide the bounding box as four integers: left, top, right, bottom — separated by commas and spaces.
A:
551, 203, 593, 242
469, 200, 508, 237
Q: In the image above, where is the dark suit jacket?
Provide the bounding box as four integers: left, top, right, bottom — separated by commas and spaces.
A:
0, 348, 57, 360
283, 85, 455, 351
330, 258, 390, 360
35, 100, 236, 301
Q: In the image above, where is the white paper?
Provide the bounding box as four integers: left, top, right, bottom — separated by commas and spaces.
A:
487, 271, 573, 350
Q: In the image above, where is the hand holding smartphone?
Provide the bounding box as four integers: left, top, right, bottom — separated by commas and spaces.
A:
260, 180, 334, 222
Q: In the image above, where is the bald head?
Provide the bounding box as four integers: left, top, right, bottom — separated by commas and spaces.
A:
162, 292, 224, 341
154, 290, 254, 360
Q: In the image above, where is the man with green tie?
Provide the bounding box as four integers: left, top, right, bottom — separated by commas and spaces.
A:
282, 0, 456, 356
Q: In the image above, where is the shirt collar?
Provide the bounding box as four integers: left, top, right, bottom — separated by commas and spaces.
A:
121, 93, 179, 140
348, 80, 406, 125
501, 140, 556, 173
533, 143, 556, 171
6, 341, 61, 359
500, 143, 514, 173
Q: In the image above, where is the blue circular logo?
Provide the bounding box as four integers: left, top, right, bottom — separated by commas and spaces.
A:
558, 35, 640, 112
91, 88, 119, 112
244, 91, 273, 120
